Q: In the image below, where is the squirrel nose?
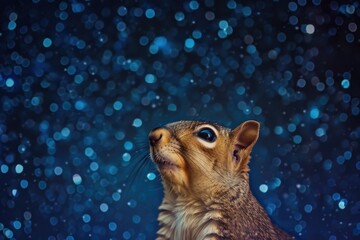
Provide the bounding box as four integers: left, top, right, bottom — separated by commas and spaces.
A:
149, 128, 163, 146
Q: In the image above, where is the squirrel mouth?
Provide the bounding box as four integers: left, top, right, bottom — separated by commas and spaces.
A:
153, 156, 178, 169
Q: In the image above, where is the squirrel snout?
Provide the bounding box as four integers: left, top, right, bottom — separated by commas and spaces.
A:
149, 128, 166, 146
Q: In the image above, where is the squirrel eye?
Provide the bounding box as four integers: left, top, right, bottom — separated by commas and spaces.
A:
197, 128, 217, 142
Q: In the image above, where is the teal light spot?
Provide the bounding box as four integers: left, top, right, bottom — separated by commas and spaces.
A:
67, 65, 76, 75
50, 103, 59, 112
43, 38, 52, 48
293, 135, 302, 144
242, 6, 252, 16
341, 79, 350, 89
122, 153, 131, 162
12, 189, 18, 197
4, 229, 13, 238
112, 191, 121, 201
288, 123, 296, 132
246, 45, 257, 54
132, 118, 142, 127
344, 151, 352, 160
315, 128, 325, 137
227, 0, 237, 9
259, 184, 268, 193
85, 147, 94, 157
1, 164, 9, 173
124, 141, 133, 151
338, 199, 347, 209
13, 220, 21, 230
113, 101, 123, 110
54, 166, 63, 175
219, 20, 229, 29
90, 162, 99, 171
310, 107, 320, 119
20, 179, 29, 188
31, 97, 40, 106
100, 203, 109, 212
192, 30, 202, 39
109, 222, 117, 231
8, 21, 17, 30
304, 204, 313, 213
147, 172, 156, 181
189, 1, 199, 10
185, 38, 195, 49
61, 128, 70, 137
75, 100, 86, 110
72, 174, 82, 185
167, 103, 177, 111
145, 9, 155, 18
74, 74, 84, 84
82, 214, 91, 223
332, 193, 340, 201
274, 126, 283, 135
145, 74, 156, 84
6, 78, 15, 87
174, 12, 185, 21
15, 164, 24, 174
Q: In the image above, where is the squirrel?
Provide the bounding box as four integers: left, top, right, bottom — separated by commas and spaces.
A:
148, 120, 293, 240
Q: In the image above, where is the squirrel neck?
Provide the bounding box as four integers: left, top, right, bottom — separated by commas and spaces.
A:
158, 177, 289, 240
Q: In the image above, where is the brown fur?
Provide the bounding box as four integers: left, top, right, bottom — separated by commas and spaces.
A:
149, 120, 292, 240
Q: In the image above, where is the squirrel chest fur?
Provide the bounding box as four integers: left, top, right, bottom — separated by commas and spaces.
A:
149, 120, 292, 240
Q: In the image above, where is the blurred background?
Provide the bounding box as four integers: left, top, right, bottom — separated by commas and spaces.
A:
0, 0, 359, 239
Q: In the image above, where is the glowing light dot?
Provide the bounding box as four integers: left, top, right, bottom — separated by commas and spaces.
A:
74, 100, 86, 111
305, 24, 315, 34
20, 179, 28, 188
15, 164, 24, 174
12, 189, 18, 196
174, 12, 185, 21
274, 126, 284, 135
124, 141, 133, 151
189, 1, 199, 10
8, 21, 16, 30
5, 78, 15, 87
338, 199, 347, 209
147, 172, 156, 181
13, 220, 21, 230
122, 153, 131, 162
304, 204, 313, 213
145, 9, 155, 19
1, 164, 9, 173
72, 174, 82, 185
293, 135, 302, 144
310, 107, 320, 119
61, 128, 70, 137
145, 74, 156, 84
132, 118, 142, 127
341, 79, 350, 89
113, 100, 123, 110
43, 38, 52, 48
100, 203, 109, 212
54, 166, 63, 175
219, 20, 229, 29
82, 214, 91, 223
259, 184, 268, 193
185, 38, 195, 49
109, 222, 117, 231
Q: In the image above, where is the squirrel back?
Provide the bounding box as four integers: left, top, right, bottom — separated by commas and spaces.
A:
149, 120, 292, 240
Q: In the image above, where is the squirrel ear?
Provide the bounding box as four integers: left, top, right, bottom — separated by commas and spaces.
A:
231, 120, 260, 150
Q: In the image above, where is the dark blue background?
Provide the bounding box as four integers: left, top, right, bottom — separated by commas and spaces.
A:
0, 0, 359, 239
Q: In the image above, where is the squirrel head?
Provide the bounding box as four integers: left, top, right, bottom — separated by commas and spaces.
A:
149, 120, 260, 197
